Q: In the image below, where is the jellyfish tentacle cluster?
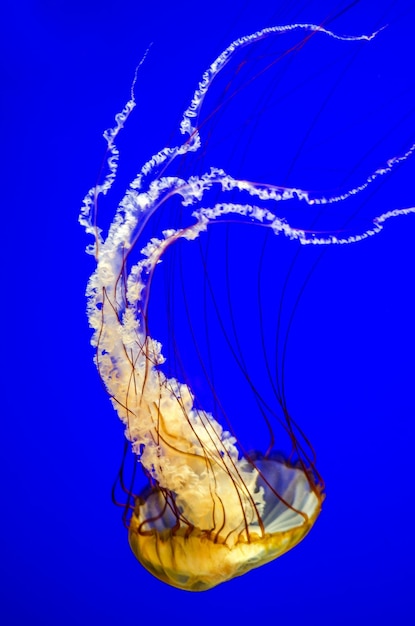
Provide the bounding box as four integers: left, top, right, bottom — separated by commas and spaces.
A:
80, 22, 415, 591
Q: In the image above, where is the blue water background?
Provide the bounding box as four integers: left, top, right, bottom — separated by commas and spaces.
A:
2, 1, 415, 624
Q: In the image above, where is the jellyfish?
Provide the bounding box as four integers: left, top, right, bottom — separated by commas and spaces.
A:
80, 21, 415, 591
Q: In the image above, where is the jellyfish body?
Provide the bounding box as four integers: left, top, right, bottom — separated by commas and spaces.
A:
80, 22, 415, 590
84, 201, 322, 590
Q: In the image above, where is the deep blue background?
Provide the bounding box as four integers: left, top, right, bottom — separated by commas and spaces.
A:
2, 1, 415, 624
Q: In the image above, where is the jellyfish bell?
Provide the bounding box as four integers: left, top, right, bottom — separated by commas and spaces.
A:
129, 461, 321, 591
80, 19, 415, 591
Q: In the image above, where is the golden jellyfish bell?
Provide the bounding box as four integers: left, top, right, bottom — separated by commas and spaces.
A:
129, 460, 322, 591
